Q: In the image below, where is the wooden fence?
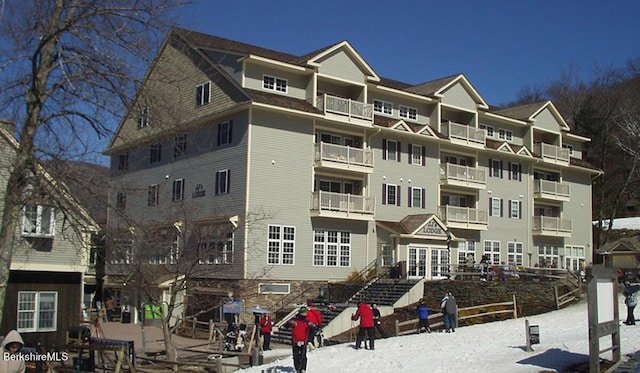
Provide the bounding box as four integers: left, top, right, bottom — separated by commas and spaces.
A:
395, 295, 518, 336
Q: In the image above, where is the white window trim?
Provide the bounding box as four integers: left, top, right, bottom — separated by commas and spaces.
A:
373, 99, 393, 115
386, 139, 398, 161
483, 240, 501, 264
17, 291, 58, 332
172, 178, 185, 202
216, 169, 230, 195
196, 81, 211, 106
490, 197, 501, 217
411, 144, 423, 166
399, 105, 418, 120
263, 75, 288, 93
507, 241, 524, 266
22, 205, 55, 237
268, 225, 296, 265
137, 106, 149, 128
385, 184, 398, 205
313, 229, 351, 267
510, 200, 521, 219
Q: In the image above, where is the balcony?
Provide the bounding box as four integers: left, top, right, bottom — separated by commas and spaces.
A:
532, 216, 572, 237
533, 179, 570, 202
441, 121, 485, 148
314, 142, 374, 174
533, 143, 570, 164
316, 94, 373, 123
310, 191, 375, 221
439, 164, 486, 190
437, 205, 488, 230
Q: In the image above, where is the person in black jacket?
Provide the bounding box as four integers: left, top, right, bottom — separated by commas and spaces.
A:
371, 303, 388, 338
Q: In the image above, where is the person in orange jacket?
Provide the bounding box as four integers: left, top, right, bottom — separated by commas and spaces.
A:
260, 312, 274, 350
351, 301, 375, 350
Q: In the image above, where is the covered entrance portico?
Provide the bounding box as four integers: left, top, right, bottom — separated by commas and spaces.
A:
377, 214, 455, 280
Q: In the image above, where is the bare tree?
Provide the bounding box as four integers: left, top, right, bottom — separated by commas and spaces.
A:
0, 1, 187, 327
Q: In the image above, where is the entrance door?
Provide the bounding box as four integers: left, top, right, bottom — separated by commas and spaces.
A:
430, 248, 450, 279
408, 248, 429, 278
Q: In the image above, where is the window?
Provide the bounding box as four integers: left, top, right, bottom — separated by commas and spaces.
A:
116, 192, 126, 210
490, 159, 503, 178
313, 230, 351, 267
137, 106, 149, 128
457, 241, 477, 266
498, 129, 513, 141
399, 105, 417, 120
196, 81, 211, 106
565, 246, 585, 271
148, 184, 159, 206
509, 162, 521, 181
150, 143, 162, 163
17, 291, 57, 332
174, 135, 187, 158
258, 283, 290, 294
172, 179, 185, 201
509, 200, 522, 219
382, 139, 400, 161
118, 153, 129, 171
216, 169, 230, 195
373, 99, 393, 115
110, 237, 134, 264
380, 244, 393, 267
490, 197, 502, 217
507, 242, 524, 266
263, 75, 287, 93
562, 144, 574, 156
538, 245, 559, 268
217, 121, 233, 146
383, 184, 400, 206
408, 187, 426, 208
409, 144, 425, 166
268, 225, 295, 265
483, 240, 501, 264
22, 205, 55, 237
480, 125, 494, 138
198, 231, 234, 264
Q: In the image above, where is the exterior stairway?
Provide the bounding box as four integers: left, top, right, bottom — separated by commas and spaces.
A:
347, 278, 421, 306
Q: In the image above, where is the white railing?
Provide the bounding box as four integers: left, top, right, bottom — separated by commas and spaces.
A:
315, 142, 373, 167
533, 143, 570, 163
437, 205, 488, 225
310, 191, 375, 215
533, 216, 572, 234
442, 121, 485, 146
533, 179, 570, 198
440, 164, 486, 184
316, 94, 373, 121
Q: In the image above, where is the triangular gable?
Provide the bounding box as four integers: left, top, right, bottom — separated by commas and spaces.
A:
435, 74, 489, 109
496, 142, 516, 154
529, 101, 570, 131
410, 215, 457, 241
416, 125, 439, 138
390, 120, 413, 132
516, 146, 533, 157
305, 41, 380, 82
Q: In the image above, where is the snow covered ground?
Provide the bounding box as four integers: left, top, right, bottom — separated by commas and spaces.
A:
239, 294, 640, 373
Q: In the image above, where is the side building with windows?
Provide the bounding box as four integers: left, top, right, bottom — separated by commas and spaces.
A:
104, 28, 600, 317
0, 122, 101, 348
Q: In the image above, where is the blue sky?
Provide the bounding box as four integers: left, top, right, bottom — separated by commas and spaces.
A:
179, 0, 640, 106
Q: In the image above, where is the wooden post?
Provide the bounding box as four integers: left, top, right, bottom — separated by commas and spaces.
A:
216, 355, 223, 373
395, 319, 400, 336
192, 317, 197, 337
513, 294, 518, 319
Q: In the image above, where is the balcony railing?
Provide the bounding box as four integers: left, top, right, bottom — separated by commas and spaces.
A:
311, 191, 375, 215
437, 205, 488, 226
442, 121, 485, 146
533, 179, 570, 200
316, 94, 373, 121
440, 164, 486, 186
533, 143, 570, 163
315, 142, 373, 168
533, 216, 572, 235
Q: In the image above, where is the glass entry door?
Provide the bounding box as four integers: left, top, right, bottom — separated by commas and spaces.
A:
408, 247, 429, 278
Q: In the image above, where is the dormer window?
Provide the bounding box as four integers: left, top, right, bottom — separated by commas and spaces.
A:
498, 129, 513, 141
196, 81, 211, 106
263, 75, 287, 93
399, 105, 417, 120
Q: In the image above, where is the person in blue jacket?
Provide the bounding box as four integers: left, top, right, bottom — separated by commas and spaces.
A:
416, 298, 431, 333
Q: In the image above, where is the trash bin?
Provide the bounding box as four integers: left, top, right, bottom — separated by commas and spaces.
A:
121, 311, 131, 324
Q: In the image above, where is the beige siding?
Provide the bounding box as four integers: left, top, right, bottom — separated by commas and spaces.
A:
441, 83, 478, 111
244, 62, 310, 100
317, 50, 365, 83
533, 108, 562, 134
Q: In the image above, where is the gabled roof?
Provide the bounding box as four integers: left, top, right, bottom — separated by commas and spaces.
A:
376, 214, 455, 241
304, 41, 380, 82
493, 101, 570, 131
405, 74, 489, 109
598, 236, 640, 254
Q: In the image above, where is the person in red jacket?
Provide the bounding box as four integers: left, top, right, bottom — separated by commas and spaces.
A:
351, 302, 375, 350
260, 312, 274, 350
288, 306, 314, 373
306, 302, 323, 347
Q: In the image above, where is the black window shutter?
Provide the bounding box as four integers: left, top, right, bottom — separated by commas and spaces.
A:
489, 197, 493, 216
489, 159, 493, 177
217, 123, 221, 146
227, 170, 231, 193
500, 161, 504, 178
382, 183, 387, 205
229, 120, 233, 144
408, 144, 413, 164
422, 146, 426, 166
422, 188, 426, 208
519, 201, 523, 219
508, 200, 512, 218
408, 187, 412, 207
518, 164, 522, 181
500, 199, 504, 217
508, 162, 512, 180
397, 187, 401, 206
382, 139, 387, 160
215, 172, 220, 195
397, 142, 401, 162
